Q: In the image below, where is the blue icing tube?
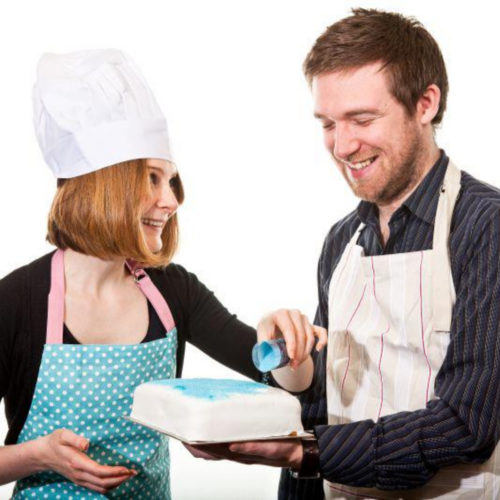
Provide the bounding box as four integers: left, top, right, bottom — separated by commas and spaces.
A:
252, 338, 290, 372
149, 378, 267, 400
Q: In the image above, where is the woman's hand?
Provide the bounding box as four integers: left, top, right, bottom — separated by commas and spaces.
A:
34, 429, 137, 495
257, 310, 327, 369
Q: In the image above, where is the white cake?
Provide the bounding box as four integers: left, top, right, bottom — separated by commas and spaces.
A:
129, 378, 304, 442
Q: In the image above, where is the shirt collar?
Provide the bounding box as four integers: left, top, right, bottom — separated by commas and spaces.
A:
356, 150, 449, 226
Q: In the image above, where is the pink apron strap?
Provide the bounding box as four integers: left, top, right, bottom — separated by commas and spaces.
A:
46, 249, 65, 344
125, 260, 176, 333
46, 250, 176, 345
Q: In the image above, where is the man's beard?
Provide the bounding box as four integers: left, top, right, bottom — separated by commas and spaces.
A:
339, 123, 424, 205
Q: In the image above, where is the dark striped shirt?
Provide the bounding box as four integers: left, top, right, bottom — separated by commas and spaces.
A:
278, 151, 500, 499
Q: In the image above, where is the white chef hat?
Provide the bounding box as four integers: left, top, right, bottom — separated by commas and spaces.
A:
33, 49, 174, 179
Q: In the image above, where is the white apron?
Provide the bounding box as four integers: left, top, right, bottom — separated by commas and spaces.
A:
324, 161, 500, 499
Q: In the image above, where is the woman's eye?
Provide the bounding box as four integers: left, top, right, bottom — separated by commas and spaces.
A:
150, 173, 159, 185
169, 177, 178, 188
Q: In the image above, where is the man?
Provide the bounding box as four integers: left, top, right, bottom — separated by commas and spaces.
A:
188, 8, 500, 499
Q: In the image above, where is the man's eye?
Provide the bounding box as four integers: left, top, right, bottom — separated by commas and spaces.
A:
322, 122, 335, 130
356, 119, 374, 127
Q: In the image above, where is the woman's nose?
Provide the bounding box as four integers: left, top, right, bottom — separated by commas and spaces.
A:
157, 183, 179, 213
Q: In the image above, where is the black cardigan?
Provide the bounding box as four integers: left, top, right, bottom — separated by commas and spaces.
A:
0, 250, 260, 445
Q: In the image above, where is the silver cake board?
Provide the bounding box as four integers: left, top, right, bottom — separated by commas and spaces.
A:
124, 415, 314, 445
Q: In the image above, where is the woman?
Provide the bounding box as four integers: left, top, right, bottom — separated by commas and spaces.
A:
0, 49, 325, 498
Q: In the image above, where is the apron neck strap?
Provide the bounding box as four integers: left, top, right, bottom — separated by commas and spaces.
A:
46, 250, 176, 345
46, 249, 66, 344
350, 222, 366, 246
432, 160, 462, 331
124, 260, 176, 335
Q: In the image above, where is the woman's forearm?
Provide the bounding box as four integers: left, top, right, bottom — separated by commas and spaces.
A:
0, 439, 45, 485
271, 355, 314, 393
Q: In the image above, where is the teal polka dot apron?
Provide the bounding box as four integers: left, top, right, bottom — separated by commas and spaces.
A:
13, 249, 177, 499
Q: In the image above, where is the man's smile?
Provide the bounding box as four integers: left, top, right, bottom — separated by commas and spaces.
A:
347, 155, 378, 171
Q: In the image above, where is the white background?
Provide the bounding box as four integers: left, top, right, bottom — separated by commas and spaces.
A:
1, 1, 499, 498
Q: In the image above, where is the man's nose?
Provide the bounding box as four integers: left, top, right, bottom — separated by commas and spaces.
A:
332, 123, 360, 161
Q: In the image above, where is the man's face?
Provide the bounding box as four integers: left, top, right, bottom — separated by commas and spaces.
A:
312, 62, 424, 206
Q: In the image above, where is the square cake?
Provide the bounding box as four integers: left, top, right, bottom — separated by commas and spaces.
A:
129, 378, 304, 442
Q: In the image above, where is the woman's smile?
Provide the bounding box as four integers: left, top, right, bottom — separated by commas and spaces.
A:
141, 217, 166, 230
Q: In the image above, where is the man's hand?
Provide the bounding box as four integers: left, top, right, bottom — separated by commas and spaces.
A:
184, 439, 303, 468
258, 310, 327, 369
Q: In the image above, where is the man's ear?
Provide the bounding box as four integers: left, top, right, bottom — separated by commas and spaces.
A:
417, 84, 441, 125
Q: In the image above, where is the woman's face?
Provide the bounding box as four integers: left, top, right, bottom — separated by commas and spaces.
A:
142, 159, 179, 253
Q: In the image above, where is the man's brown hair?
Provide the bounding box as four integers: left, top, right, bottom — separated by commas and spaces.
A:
47, 159, 184, 269
304, 8, 449, 125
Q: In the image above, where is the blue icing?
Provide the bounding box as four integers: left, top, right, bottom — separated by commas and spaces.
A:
149, 378, 267, 401
252, 339, 290, 372
253, 341, 280, 372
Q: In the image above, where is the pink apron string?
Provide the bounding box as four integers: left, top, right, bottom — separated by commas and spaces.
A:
46, 249, 65, 345
46, 250, 176, 345
124, 261, 176, 334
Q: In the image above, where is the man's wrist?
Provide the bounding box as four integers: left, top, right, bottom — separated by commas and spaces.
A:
290, 438, 321, 479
